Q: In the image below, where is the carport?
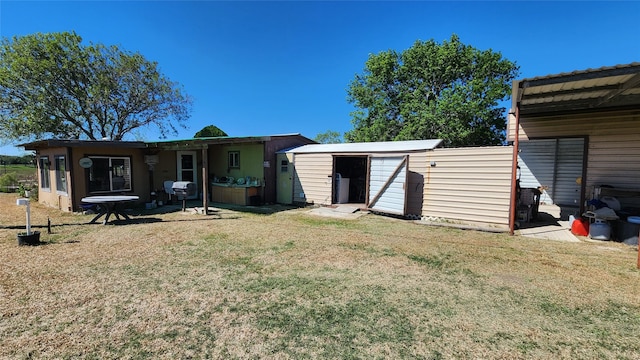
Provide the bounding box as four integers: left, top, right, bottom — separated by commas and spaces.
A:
509, 62, 640, 236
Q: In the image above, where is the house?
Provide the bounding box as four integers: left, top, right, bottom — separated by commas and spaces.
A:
508, 62, 640, 234
20, 134, 315, 212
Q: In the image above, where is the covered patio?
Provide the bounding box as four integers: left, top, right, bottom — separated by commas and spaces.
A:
508, 63, 640, 245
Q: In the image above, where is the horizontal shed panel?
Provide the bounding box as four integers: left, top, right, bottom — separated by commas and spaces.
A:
423, 146, 513, 226
292, 153, 333, 205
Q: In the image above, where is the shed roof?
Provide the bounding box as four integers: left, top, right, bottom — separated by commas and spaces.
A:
283, 139, 443, 154
512, 62, 640, 116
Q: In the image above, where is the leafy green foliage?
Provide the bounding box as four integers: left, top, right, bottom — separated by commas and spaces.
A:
193, 125, 228, 138
0, 32, 193, 142
313, 130, 343, 144
0, 172, 17, 193
0, 154, 35, 165
346, 34, 519, 146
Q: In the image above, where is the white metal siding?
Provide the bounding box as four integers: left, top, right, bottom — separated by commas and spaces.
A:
511, 110, 640, 207
369, 156, 408, 215
291, 153, 333, 205
554, 139, 584, 206
423, 146, 513, 227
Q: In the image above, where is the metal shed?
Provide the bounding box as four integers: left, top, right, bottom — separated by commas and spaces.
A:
278, 140, 443, 217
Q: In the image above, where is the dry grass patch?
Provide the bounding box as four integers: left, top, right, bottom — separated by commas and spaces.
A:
1, 193, 640, 359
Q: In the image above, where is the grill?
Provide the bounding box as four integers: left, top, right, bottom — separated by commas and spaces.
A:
172, 181, 197, 211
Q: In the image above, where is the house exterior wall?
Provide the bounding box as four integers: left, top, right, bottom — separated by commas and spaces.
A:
35, 146, 147, 212
153, 151, 177, 194
508, 109, 640, 206
36, 147, 72, 212
71, 146, 148, 210
422, 146, 513, 227
208, 143, 264, 182
263, 135, 317, 203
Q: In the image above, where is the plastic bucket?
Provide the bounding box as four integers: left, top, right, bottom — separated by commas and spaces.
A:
589, 219, 611, 240
571, 217, 589, 236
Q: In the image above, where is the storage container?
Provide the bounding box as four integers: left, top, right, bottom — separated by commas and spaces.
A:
571, 217, 589, 236
615, 216, 640, 244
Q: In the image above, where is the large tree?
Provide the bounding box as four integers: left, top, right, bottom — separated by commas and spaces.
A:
0, 32, 192, 142
194, 125, 227, 138
314, 130, 343, 144
346, 34, 519, 146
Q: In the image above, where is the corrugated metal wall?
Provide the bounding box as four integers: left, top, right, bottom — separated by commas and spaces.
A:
519, 138, 584, 206
509, 110, 640, 204
423, 146, 513, 227
292, 153, 333, 205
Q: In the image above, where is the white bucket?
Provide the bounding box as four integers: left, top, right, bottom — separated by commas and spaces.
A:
589, 219, 611, 240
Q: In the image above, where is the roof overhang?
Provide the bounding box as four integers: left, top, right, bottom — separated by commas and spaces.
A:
512, 62, 640, 117
19, 139, 147, 150
284, 139, 444, 154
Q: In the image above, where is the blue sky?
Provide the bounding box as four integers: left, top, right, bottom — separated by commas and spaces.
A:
1, 1, 639, 155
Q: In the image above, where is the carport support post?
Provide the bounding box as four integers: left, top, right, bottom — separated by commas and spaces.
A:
202, 147, 209, 215
509, 103, 521, 235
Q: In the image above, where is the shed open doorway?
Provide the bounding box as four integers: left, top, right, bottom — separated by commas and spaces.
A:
332, 156, 367, 204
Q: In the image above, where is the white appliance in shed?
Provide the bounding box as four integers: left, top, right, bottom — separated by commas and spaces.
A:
335, 173, 350, 204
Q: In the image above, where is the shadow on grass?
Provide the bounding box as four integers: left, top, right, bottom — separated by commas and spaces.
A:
2, 200, 293, 230
141, 201, 300, 216
1, 213, 241, 231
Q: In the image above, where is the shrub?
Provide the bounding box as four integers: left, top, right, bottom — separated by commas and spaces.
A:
0, 173, 18, 193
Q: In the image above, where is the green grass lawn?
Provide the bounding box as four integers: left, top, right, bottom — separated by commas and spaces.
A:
1, 193, 639, 359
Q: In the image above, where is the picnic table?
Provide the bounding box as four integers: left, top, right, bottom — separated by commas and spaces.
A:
81, 195, 139, 225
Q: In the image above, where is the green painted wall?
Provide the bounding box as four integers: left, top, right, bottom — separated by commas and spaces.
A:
208, 143, 264, 182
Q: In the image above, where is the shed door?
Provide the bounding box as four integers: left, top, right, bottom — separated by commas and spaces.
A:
368, 155, 408, 216
276, 153, 293, 204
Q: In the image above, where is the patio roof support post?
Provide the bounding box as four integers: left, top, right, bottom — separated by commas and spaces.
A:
509, 103, 521, 235
202, 146, 209, 215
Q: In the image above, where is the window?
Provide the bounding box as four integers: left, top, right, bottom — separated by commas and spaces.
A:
228, 151, 240, 169
88, 156, 132, 193
55, 155, 67, 194
39, 156, 50, 191
280, 159, 288, 173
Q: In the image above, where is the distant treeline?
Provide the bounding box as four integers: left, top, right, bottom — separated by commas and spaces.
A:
0, 154, 36, 165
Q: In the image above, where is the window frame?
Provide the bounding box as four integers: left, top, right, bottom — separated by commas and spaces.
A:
228, 151, 240, 169
280, 159, 289, 173
87, 155, 133, 194
54, 155, 68, 194
39, 156, 51, 192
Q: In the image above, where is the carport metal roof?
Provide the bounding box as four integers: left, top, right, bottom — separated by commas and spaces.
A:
512, 62, 640, 116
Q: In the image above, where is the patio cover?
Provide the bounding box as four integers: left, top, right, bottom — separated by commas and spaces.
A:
509, 62, 640, 236
512, 62, 640, 117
